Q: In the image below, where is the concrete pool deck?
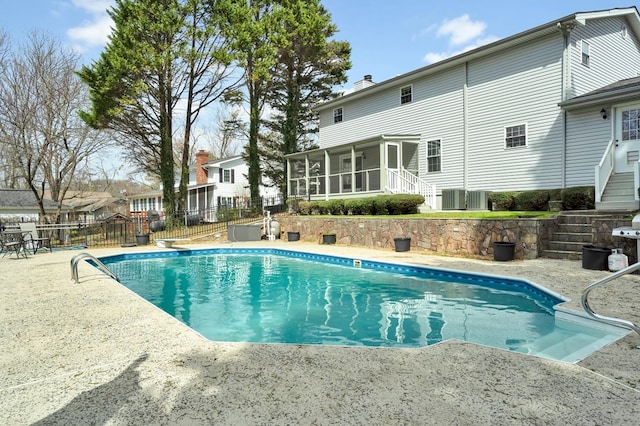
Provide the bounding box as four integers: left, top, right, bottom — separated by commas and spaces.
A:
2, 241, 639, 425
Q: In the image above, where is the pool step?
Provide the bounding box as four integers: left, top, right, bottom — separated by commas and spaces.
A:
514, 323, 627, 363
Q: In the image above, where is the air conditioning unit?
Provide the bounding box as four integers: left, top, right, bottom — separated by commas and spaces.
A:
467, 190, 492, 210
441, 189, 466, 210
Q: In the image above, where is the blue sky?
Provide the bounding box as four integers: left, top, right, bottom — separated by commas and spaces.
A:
1, 1, 634, 89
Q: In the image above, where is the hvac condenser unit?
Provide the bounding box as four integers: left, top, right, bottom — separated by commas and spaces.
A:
441, 189, 466, 210
467, 190, 492, 210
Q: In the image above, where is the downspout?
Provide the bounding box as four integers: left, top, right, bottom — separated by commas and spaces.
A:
559, 22, 575, 188
463, 62, 469, 189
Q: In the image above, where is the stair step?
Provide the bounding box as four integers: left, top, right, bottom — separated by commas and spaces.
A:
547, 241, 589, 252
541, 249, 582, 260
549, 232, 592, 243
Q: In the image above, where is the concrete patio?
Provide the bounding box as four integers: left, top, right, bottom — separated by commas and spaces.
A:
1, 241, 639, 425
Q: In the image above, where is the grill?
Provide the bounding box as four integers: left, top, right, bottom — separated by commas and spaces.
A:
611, 214, 640, 262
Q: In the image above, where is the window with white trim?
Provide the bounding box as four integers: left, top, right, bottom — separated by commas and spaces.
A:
333, 107, 343, 123
622, 109, 640, 140
219, 168, 235, 183
400, 85, 412, 104
427, 139, 441, 172
505, 124, 527, 148
581, 40, 590, 66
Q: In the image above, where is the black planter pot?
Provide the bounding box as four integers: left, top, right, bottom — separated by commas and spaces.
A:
394, 237, 411, 252
135, 234, 150, 245
322, 234, 336, 244
493, 242, 515, 261
582, 245, 610, 270
287, 231, 300, 242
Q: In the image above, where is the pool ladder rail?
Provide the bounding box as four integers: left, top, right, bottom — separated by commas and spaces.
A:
581, 261, 640, 340
71, 252, 120, 285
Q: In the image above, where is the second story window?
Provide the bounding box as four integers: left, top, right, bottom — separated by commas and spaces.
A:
333, 107, 343, 123
505, 124, 527, 148
400, 85, 412, 104
581, 41, 590, 66
220, 168, 235, 183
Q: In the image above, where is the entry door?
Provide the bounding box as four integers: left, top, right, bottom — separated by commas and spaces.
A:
615, 107, 640, 173
386, 143, 400, 173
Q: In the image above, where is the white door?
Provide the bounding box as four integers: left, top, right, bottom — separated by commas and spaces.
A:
615, 106, 640, 173
386, 143, 400, 172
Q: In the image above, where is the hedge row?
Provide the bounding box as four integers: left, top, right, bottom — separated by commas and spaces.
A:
297, 194, 425, 215
488, 186, 595, 211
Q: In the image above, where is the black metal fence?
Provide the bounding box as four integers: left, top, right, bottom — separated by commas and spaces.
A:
2, 194, 286, 249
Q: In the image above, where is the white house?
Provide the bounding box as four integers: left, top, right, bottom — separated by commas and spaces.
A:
129, 151, 281, 221
286, 7, 640, 210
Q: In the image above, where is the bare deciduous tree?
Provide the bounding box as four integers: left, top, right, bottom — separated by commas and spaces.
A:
0, 31, 110, 222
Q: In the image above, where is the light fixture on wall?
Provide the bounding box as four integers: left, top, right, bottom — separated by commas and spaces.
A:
600, 108, 608, 119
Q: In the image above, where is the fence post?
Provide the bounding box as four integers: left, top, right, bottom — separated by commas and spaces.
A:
83, 212, 88, 247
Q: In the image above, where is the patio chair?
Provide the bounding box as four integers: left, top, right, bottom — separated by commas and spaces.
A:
19, 223, 51, 254
0, 231, 28, 258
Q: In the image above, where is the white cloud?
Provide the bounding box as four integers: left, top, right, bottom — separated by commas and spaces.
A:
436, 14, 487, 46
66, 0, 114, 52
422, 14, 499, 65
71, 0, 114, 14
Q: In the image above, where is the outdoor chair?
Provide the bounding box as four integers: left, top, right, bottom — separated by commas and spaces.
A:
0, 231, 28, 259
19, 223, 51, 254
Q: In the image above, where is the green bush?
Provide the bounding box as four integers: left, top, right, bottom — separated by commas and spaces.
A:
387, 194, 425, 214
514, 190, 550, 211
548, 188, 562, 201
489, 192, 516, 211
326, 199, 345, 215
561, 186, 595, 210
344, 198, 361, 215
294, 194, 425, 216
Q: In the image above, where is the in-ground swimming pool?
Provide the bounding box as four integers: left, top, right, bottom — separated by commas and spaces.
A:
98, 248, 628, 363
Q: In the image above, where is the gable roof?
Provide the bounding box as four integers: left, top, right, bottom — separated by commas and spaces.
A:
317, 7, 640, 111
559, 76, 640, 109
204, 155, 244, 169
0, 189, 63, 212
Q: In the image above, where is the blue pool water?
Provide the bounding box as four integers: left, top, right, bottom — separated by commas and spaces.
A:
99, 248, 628, 362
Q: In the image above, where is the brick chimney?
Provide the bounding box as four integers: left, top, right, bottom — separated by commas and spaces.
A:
195, 150, 209, 184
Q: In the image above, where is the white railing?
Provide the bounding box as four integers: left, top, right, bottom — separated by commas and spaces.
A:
594, 140, 615, 203
386, 169, 437, 209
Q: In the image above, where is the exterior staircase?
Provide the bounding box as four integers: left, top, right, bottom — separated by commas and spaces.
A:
542, 211, 630, 261
596, 172, 638, 210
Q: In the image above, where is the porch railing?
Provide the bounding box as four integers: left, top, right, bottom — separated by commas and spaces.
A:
386, 169, 437, 209
594, 139, 615, 203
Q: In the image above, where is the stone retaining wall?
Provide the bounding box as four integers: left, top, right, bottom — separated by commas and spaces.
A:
276, 215, 639, 261
276, 216, 556, 260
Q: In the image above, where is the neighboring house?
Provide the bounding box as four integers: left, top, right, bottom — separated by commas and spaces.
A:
0, 189, 71, 223
286, 7, 640, 210
43, 190, 128, 223
129, 151, 281, 221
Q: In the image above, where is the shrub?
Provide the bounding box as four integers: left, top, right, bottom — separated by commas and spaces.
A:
548, 188, 562, 201
344, 198, 361, 215
326, 199, 345, 215
489, 192, 516, 211
561, 186, 595, 210
514, 190, 550, 211
387, 194, 425, 214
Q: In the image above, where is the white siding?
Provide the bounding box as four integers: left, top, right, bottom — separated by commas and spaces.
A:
565, 109, 611, 187
466, 33, 565, 190
570, 16, 640, 97
314, 11, 640, 196
319, 67, 466, 189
